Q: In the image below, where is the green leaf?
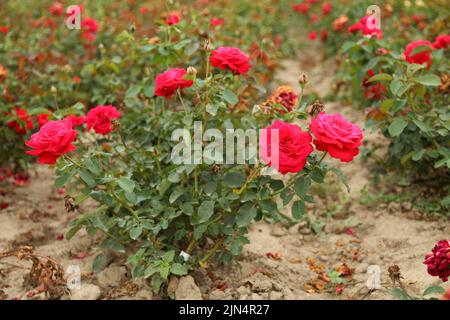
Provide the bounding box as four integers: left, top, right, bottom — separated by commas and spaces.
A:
236, 204, 257, 227
409, 45, 432, 56
163, 250, 175, 262
126, 84, 142, 98
292, 200, 306, 219
84, 158, 102, 176
197, 201, 215, 224
206, 104, 219, 116
367, 73, 392, 82
294, 176, 311, 197
66, 225, 82, 240
79, 170, 96, 187
390, 80, 410, 97
414, 74, 441, 86
117, 177, 135, 193
159, 264, 170, 280
169, 188, 184, 204
129, 226, 143, 240
55, 172, 71, 189
170, 263, 188, 276
222, 88, 239, 106
423, 286, 445, 296
379, 99, 394, 113
92, 253, 109, 273
388, 118, 408, 137
223, 172, 245, 188
389, 288, 410, 300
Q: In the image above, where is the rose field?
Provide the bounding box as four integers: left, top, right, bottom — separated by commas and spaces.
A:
0, 0, 449, 304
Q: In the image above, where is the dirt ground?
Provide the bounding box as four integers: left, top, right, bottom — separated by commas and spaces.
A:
0, 49, 448, 300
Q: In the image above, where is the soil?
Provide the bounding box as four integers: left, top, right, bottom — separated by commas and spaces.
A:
0, 48, 448, 300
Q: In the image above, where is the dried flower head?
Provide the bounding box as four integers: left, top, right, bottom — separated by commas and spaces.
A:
308, 101, 325, 118
64, 195, 78, 213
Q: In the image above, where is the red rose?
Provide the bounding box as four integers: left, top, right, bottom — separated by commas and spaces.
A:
293, 3, 309, 16
66, 115, 86, 128
308, 31, 317, 41
322, 2, 332, 16
210, 47, 251, 75
25, 119, 77, 164
433, 34, 450, 49
320, 29, 329, 42
140, 6, 150, 15
424, 240, 450, 282
7, 108, 33, 135
166, 12, 180, 25
348, 16, 382, 39
154, 68, 194, 98
81, 17, 99, 42
49, 2, 63, 16
37, 114, 50, 128
403, 40, 433, 68
310, 112, 363, 162
364, 83, 387, 100
0, 26, 9, 34
86, 105, 121, 135
210, 18, 224, 27
362, 69, 376, 87
259, 120, 313, 175
81, 17, 99, 33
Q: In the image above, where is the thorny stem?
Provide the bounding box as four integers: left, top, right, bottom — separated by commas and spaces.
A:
236, 165, 261, 195
63, 154, 82, 168
177, 89, 187, 113
199, 238, 225, 267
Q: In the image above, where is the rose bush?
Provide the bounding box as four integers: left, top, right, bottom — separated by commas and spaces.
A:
288, 0, 449, 213
21, 27, 359, 293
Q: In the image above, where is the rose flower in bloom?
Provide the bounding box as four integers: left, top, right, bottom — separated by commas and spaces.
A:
166, 11, 180, 25
66, 115, 86, 128
348, 16, 382, 39
403, 40, 433, 68
322, 2, 332, 16
433, 34, 450, 49
424, 240, 450, 282
210, 47, 251, 75
49, 2, 63, 16
210, 17, 224, 27
7, 108, 34, 135
310, 112, 363, 162
292, 3, 309, 16
86, 105, 121, 135
308, 31, 317, 41
259, 120, 313, 175
268, 86, 298, 113
37, 114, 50, 128
154, 68, 194, 98
81, 17, 99, 42
0, 26, 10, 34
25, 119, 77, 165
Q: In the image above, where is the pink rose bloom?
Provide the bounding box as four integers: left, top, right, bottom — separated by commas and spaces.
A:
310, 112, 363, 162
